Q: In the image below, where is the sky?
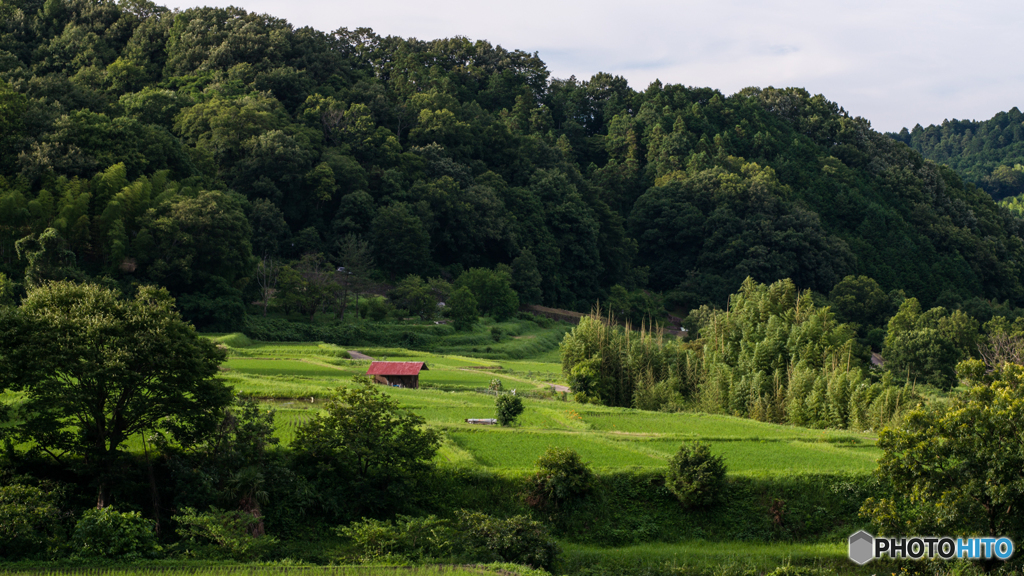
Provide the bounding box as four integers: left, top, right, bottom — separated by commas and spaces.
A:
162, 0, 1024, 133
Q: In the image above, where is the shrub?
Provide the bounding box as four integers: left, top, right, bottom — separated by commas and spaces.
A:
172, 506, 279, 560
291, 379, 440, 520
490, 326, 504, 342
0, 482, 65, 560
526, 447, 595, 511
489, 378, 504, 391
665, 441, 727, 509
338, 514, 453, 562
495, 394, 524, 426
366, 297, 393, 321
453, 510, 559, 571
340, 511, 559, 571
71, 507, 161, 560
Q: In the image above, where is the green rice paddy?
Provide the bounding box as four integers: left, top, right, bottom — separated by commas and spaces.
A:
0, 331, 885, 575
224, 358, 359, 378
208, 336, 880, 477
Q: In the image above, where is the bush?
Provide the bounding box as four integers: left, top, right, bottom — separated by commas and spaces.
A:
665, 441, 727, 509
0, 482, 65, 560
172, 506, 279, 560
526, 447, 595, 511
495, 394, 524, 426
291, 379, 440, 521
366, 297, 393, 321
490, 326, 504, 342
453, 510, 559, 571
340, 511, 559, 571
338, 514, 453, 562
71, 507, 161, 560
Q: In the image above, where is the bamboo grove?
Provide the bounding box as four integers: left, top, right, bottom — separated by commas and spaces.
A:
561, 278, 918, 430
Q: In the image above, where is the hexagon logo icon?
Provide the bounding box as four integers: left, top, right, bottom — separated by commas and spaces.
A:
848, 530, 874, 565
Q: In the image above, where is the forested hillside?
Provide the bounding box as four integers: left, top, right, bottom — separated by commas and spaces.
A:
889, 107, 1024, 200
2, 0, 1024, 330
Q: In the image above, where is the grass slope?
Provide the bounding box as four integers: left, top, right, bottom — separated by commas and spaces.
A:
210, 336, 879, 478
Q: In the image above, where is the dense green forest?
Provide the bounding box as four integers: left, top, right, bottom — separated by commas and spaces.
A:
889, 107, 1024, 200
2, 0, 1024, 332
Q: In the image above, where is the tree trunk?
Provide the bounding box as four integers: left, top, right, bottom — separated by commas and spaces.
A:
339, 283, 349, 320
97, 482, 108, 509
144, 435, 161, 534
240, 495, 266, 537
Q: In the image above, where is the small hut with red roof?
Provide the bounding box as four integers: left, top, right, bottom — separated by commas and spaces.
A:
366, 361, 428, 389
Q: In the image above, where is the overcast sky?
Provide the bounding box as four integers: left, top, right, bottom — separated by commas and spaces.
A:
163, 0, 1023, 133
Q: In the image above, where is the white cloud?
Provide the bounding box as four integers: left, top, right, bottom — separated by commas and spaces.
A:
161, 0, 1024, 132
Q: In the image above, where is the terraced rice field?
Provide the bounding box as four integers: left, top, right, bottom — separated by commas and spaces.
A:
212, 337, 880, 476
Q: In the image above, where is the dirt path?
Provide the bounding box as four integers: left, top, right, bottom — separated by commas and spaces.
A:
347, 350, 373, 360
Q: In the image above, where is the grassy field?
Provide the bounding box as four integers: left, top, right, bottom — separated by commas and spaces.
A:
206, 335, 880, 478
442, 430, 878, 474
216, 339, 553, 395
558, 541, 890, 575
0, 329, 887, 576
0, 565, 546, 576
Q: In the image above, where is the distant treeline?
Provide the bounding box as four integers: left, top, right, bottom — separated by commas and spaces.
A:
3, 0, 1024, 330
889, 107, 1024, 199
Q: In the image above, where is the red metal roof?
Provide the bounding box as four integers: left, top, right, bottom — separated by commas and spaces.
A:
366, 361, 428, 376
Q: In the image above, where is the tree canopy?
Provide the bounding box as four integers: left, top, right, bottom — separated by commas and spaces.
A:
0, 281, 232, 507
890, 108, 1024, 200
0, 0, 1023, 320
862, 361, 1024, 546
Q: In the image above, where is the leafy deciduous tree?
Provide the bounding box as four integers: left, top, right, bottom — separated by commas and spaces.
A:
447, 285, 478, 331
495, 394, 524, 426
455, 267, 519, 321
861, 362, 1024, 552
291, 378, 440, 519
0, 282, 232, 508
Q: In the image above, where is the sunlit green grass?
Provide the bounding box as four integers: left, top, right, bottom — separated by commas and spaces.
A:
407, 400, 579, 431
418, 369, 497, 391
559, 540, 875, 575
448, 429, 666, 469
224, 358, 358, 378
203, 335, 883, 477
210, 333, 565, 395
579, 409, 871, 441
617, 437, 880, 475
0, 565, 542, 576
442, 427, 878, 474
